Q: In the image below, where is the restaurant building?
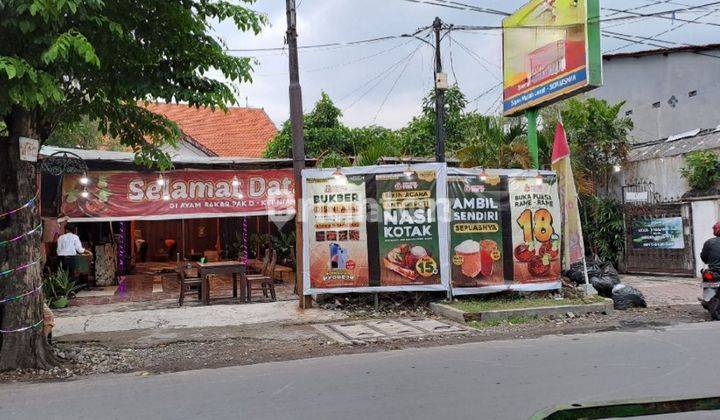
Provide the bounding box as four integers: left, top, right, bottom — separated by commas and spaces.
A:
40, 145, 303, 305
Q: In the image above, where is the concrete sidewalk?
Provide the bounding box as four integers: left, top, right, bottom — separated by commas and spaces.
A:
620, 275, 699, 306
53, 300, 347, 338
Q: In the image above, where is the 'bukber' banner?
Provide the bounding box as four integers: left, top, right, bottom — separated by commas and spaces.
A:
448, 173, 506, 290
509, 176, 562, 284
376, 171, 442, 286
306, 175, 370, 289
61, 170, 294, 221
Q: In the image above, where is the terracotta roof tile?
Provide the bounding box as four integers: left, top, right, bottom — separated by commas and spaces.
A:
143, 103, 277, 158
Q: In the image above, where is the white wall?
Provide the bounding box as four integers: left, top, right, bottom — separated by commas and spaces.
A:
692, 199, 720, 276
593, 49, 720, 143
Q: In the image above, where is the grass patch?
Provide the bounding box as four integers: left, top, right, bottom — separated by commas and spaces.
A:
467, 315, 538, 329
449, 295, 604, 313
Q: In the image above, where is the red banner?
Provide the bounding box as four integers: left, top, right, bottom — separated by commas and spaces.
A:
61, 169, 295, 221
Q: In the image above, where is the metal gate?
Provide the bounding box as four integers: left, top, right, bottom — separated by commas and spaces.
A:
624, 202, 695, 276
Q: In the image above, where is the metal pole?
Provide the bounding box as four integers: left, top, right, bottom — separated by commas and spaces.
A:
433, 17, 446, 163
286, 0, 312, 309
526, 108, 539, 169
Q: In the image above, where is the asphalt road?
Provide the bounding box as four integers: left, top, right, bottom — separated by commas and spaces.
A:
2, 322, 720, 420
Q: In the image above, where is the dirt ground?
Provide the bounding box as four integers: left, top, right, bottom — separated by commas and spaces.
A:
0, 303, 711, 384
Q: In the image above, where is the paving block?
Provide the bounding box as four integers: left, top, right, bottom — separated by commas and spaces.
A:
329, 322, 386, 341
399, 318, 466, 334
365, 320, 425, 338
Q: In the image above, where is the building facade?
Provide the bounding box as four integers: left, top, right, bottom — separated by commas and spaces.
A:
592, 44, 720, 144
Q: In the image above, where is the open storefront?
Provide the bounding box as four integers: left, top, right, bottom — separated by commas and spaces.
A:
40, 147, 298, 306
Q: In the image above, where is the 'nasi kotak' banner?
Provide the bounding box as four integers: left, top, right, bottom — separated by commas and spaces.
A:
302, 164, 561, 295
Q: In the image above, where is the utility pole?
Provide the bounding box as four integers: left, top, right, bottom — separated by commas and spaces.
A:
286, 0, 312, 309
433, 17, 447, 163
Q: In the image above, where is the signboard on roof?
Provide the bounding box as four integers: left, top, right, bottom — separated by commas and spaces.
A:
502, 0, 602, 116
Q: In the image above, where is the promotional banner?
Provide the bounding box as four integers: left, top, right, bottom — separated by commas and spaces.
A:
306, 174, 370, 289
551, 121, 586, 270
61, 169, 294, 221
302, 164, 450, 295
509, 176, 562, 283
632, 217, 685, 249
448, 173, 506, 289
376, 170, 442, 286
502, 0, 602, 115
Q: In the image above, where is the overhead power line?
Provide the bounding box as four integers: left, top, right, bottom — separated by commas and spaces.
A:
600, 1, 720, 24
396, 0, 510, 16
225, 28, 429, 52
606, 7, 720, 53
603, 5, 720, 27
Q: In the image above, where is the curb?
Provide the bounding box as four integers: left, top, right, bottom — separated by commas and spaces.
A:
430, 300, 613, 323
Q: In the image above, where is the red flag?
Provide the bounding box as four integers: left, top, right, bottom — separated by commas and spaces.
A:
551, 121, 570, 164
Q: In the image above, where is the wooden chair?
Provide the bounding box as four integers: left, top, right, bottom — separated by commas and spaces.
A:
245, 250, 277, 302
250, 251, 270, 275
203, 250, 220, 262
177, 261, 203, 306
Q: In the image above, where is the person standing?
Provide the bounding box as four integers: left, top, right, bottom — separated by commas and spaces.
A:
56, 224, 89, 281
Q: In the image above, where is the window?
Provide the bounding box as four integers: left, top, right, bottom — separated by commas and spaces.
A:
652, 102, 661, 108
689, 90, 698, 97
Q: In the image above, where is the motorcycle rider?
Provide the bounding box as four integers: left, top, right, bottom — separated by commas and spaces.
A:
700, 222, 720, 273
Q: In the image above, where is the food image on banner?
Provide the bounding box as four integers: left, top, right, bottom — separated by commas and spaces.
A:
448, 174, 505, 288
307, 175, 369, 289
509, 176, 562, 283
376, 171, 441, 286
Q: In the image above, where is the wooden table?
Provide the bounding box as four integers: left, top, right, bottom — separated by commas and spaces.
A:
192, 261, 246, 305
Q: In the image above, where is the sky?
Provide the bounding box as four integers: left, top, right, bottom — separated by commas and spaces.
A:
211, 0, 720, 129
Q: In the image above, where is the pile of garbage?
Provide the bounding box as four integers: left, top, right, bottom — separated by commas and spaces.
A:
563, 256, 647, 310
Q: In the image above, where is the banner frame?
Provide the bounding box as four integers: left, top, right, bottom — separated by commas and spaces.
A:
447, 167, 562, 296
302, 163, 450, 296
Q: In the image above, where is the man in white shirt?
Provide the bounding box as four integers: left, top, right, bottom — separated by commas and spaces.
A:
57, 224, 89, 281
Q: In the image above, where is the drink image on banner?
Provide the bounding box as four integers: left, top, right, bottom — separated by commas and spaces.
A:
448, 174, 505, 288
307, 175, 369, 288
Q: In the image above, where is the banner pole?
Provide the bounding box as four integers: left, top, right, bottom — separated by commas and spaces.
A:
526, 108, 539, 169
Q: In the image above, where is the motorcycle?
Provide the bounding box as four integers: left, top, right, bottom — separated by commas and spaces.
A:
700, 268, 720, 320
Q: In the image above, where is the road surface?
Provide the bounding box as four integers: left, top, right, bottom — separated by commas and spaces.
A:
2, 322, 719, 419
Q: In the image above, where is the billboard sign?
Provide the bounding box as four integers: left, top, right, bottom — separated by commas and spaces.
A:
302, 163, 451, 295
632, 217, 685, 249
502, 0, 602, 116
61, 169, 294, 221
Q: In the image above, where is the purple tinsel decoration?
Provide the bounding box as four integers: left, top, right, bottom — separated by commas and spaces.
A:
117, 221, 127, 295
242, 217, 249, 264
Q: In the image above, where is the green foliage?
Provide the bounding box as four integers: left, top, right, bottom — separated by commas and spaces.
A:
681, 151, 720, 191
397, 85, 468, 157
1, 0, 268, 168
264, 92, 353, 159
43, 269, 81, 309
318, 151, 351, 169
560, 98, 632, 192
249, 233, 272, 258
456, 114, 527, 168
45, 116, 124, 150
272, 230, 296, 266
582, 197, 625, 266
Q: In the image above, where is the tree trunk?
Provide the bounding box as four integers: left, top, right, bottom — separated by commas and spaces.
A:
0, 108, 58, 370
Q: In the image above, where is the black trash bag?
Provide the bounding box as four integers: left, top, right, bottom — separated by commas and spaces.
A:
562, 262, 586, 286
612, 284, 647, 310
591, 276, 614, 297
